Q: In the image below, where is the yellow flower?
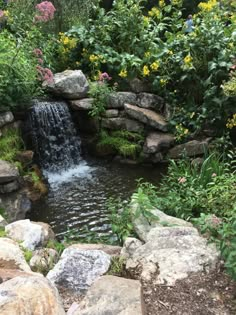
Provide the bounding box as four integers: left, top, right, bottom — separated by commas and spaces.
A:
75, 61, 80, 66
198, 0, 217, 12
226, 114, 236, 129
145, 51, 151, 58
143, 16, 150, 26
150, 61, 160, 71
148, 7, 160, 18
168, 50, 174, 56
190, 112, 195, 119
89, 54, 99, 63
3, 10, 9, 17
143, 65, 150, 76
160, 78, 167, 86
184, 55, 192, 64
119, 69, 128, 78
159, 0, 165, 8
171, 0, 182, 6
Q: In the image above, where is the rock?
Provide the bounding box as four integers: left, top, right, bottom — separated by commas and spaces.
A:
0, 268, 39, 282
113, 156, 140, 165
123, 226, 219, 285
0, 275, 65, 315
107, 92, 137, 109
151, 152, 163, 163
73, 112, 99, 134
5, 219, 55, 250
47, 247, 111, 294
168, 139, 210, 159
124, 103, 168, 132
143, 132, 174, 154
73, 276, 145, 315
131, 206, 193, 242
69, 98, 93, 111
0, 215, 7, 228
0, 190, 31, 222
1, 120, 22, 133
129, 78, 152, 93
137, 92, 164, 110
15, 150, 34, 165
121, 237, 143, 258
69, 243, 121, 256
101, 117, 144, 132
0, 238, 31, 272
30, 248, 59, 274
0, 112, 14, 128
0, 160, 19, 184
46, 70, 89, 100
0, 180, 19, 194
101, 109, 119, 118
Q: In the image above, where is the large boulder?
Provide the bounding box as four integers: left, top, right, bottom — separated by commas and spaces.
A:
0, 238, 31, 272
0, 275, 65, 315
124, 103, 168, 132
137, 92, 164, 110
5, 219, 55, 250
123, 226, 220, 285
0, 112, 14, 128
107, 92, 137, 109
72, 276, 145, 315
143, 132, 174, 154
46, 70, 89, 100
0, 190, 31, 222
0, 160, 19, 184
101, 117, 144, 132
47, 247, 111, 294
168, 139, 210, 159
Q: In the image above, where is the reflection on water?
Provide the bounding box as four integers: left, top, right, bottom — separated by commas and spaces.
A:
29, 158, 165, 239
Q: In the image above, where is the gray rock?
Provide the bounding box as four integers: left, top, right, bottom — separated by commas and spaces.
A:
0, 112, 14, 128
47, 247, 111, 294
0, 190, 31, 222
0, 180, 19, 194
0, 215, 7, 228
129, 78, 152, 93
0, 238, 31, 272
69, 98, 93, 111
45, 70, 89, 100
101, 117, 144, 132
137, 92, 164, 110
107, 92, 137, 109
1, 120, 22, 133
101, 109, 119, 118
123, 226, 219, 285
0, 160, 19, 184
5, 219, 55, 250
151, 152, 163, 163
73, 276, 145, 315
144, 132, 174, 154
0, 275, 65, 315
131, 205, 193, 242
121, 237, 143, 258
168, 139, 210, 159
124, 103, 168, 132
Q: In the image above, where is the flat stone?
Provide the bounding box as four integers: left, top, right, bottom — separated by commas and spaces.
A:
0, 180, 19, 194
47, 247, 111, 294
101, 109, 119, 118
0, 238, 31, 272
123, 225, 219, 285
73, 276, 145, 315
5, 219, 55, 250
0, 268, 39, 282
101, 117, 144, 132
15, 150, 34, 165
137, 92, 164, 110
69, 243, 121, 256
124, 103, 168, 132
168, 139, 210, 159
144, 132, 174, 154
107, 92, 137, 109
69, 98, 93, 111
0, 275, 65, 315
45, 70, 89, 100
0, 160, 19, 184
0, 112, 14, 128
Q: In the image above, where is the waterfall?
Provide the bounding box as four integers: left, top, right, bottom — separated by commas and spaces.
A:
28, 100, 82, 173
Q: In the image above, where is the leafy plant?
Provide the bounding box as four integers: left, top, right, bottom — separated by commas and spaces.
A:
21, 247, 33, 263
0, 128, 24, 162
107, 256, 126, 277
46, 239, 65, 255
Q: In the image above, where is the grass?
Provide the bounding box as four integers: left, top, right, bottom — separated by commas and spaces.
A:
0, 128, 23, 162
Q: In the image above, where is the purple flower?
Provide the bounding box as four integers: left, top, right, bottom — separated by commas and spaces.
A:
35, 1, 56, 22
99, 72, 112, 82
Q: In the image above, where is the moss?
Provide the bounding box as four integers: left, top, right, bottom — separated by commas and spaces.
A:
0, 228, 7, 238
98, 130, 144, 159
0, 128, 24, 162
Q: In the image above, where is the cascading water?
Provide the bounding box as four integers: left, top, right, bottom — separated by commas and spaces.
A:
28, 100, 164, 240
29, 100, 82, 173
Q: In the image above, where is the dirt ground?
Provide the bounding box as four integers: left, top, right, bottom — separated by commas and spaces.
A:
143, 267, 236, 315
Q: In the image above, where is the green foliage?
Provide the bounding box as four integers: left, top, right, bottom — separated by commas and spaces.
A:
46, 240, 65, 255
107, 256, 126, 276
0, 228, 7, 238
21, 248, 33, 263
108, 198, 136, 245
88, 81, 113, 117
222, 71, 236, 97
0, 128, 23, 162
98, 130, 143, 158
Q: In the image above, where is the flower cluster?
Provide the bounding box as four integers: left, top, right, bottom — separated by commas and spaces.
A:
119, 69, 127, 78
0, 9, 8, 22
175, 123, 189, 141
36, 65, 54, 83
142, 65, 150, 76
148, 7, 160, 19
184, 55, 192, 65
205, 214, 222, 228
198, 0, 217, 12
226, 114, 236, 129
150, 61, 159, 71
35, 1, 56, 22
99, 72, 112, 82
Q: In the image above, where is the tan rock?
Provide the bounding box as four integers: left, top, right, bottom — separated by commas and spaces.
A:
69, 243, 122, 256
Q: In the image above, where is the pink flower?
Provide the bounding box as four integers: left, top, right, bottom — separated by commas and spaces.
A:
38, 58, 43, 64
178, 177, 187, 183
36, 65, 54, 84
33, 48, 43, 57
212, 173, 217, 177
35, 1, 56, 22
99, 72, 112, 82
